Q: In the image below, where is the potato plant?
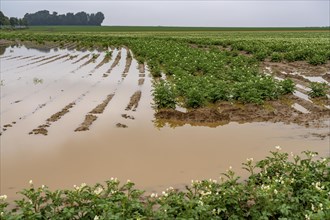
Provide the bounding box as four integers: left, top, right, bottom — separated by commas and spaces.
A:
1, 149, 329, 219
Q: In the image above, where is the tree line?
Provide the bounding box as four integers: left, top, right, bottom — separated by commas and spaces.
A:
0, 10, 105, 27
0, 11, 27, 27
24, 10, 105, 26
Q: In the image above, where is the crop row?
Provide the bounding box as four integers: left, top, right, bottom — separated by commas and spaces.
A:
1, 31, 328, 108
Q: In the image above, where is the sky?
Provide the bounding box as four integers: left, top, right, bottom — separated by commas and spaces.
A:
1, 0, 329, 27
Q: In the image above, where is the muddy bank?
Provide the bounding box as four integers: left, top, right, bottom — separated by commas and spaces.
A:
262, 61, 330, 77
155, 96, 330, 129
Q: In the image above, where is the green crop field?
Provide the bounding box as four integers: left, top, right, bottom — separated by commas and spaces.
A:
1, 27, 329, 109
1, 25, 330, 219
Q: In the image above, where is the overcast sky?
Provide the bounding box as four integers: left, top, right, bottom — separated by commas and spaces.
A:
1, 0, 329, 27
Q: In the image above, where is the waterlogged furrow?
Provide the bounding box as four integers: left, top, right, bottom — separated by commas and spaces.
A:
106, 50, 122, 74
6, 56, 23, 60
93, 53, 112, 71
72, 54, 90, 64
17, 54, 60, 68
0, 55, 12, 59
28, 89, 93, 135
138, 63, 145, 73
18, 55, 35, 60
37, 54, 70, 67
125, 91, 142, 111
75, 94, 114, 132
123, 49, 132, 74
63, 54, 79, 62
73, 54, 100, 72
30, 102, 76, 135
89, 94, 115, 114
138, 78, 145, 86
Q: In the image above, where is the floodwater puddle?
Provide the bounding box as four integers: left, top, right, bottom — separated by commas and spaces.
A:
291, 103, 310, 114
1, 45, 329, 202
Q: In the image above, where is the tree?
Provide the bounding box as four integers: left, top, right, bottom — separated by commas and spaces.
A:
94, 12, 105, 26
0, 11, 10, 26
22, 10, 105, 26
9, 17, 19, 27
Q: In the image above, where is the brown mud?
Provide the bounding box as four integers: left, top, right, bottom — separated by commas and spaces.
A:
262, 61, 330, 77
30, 102, 76, 135
106, 51, 122, 74
75, 114, 98, 131
72, 54, 90, 64
116, 123, 128, 128
6, 56, 23, 60
139, 74, 146, 77
37, 54, 70, 67
121, 114, 135, 120
18, 56, 35, 60
138, 63, 145, 73
77, 54, 100, 70
125, 91, 142, 111
18, 54, 60, 68
123, 49, 132, 74
138, 78, 145, 86
155, 95, 330, 129
75, 94, 115, 131
93, 55, 111, 70
63, 55, 79, 62
89, 94, 115, 114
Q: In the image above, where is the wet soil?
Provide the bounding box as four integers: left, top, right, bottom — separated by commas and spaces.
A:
72, 54, 90, 64
30, 102, 76, 135
123, 49, 132, 74
125, 91, 142, 111
94, 55, 111, 70
116, 123, 128, 128
121, 114, 135, 120
75, 114, 98, 131
155, 95, 330, 129
262, 61, 330, 77
1, 44, 329, 203
37, 54, 70, 67
18, 54, 60, 68
75, 94, 115, 132
139, 63, 145, 73
89, 94, 114, 114
138, 78, 145, 86
107, 50, 122, 74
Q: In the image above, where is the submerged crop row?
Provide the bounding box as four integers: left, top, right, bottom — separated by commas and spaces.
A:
1, 149, 329, 219
1, 30, 329, 108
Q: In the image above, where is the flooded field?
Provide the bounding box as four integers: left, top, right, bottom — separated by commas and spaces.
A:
0, 44, 329, 201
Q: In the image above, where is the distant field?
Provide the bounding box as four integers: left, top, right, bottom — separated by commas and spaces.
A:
19, 25, 330, 33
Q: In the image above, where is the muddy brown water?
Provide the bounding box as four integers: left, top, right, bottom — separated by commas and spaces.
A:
0, 45, 329, 202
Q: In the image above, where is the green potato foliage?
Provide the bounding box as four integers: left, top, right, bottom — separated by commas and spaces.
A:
1, 149, 329, 219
